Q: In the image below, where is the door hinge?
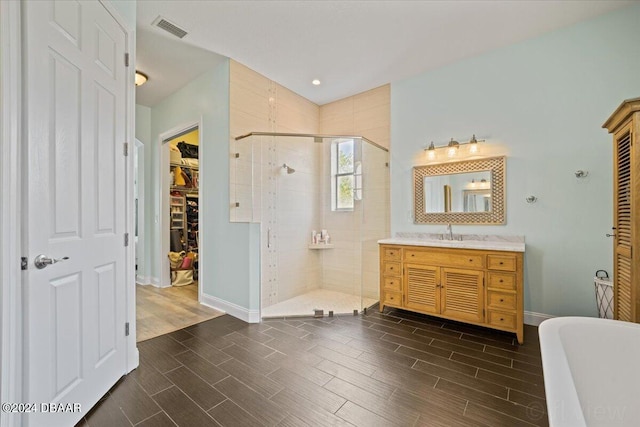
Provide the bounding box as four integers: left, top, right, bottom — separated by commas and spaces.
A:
124, 233, 129, 247
125, 322, 130, 336
124, 53, 129, 67
123, 142, 129, 156
21, 257, 28, 270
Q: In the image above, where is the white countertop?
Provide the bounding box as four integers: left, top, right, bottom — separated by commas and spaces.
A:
378, 237, 525, 252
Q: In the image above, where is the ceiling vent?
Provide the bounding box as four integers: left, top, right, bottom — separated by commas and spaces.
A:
152, 16, 188, 39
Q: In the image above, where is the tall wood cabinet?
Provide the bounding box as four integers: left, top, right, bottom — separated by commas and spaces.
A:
603, 97, 640, 322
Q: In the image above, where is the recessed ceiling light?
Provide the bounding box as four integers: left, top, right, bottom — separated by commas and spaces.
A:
312, 79, 321, 86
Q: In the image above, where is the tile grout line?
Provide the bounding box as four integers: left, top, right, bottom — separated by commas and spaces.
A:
131, 409, 164, 426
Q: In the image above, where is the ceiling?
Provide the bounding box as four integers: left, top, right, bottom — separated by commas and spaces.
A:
136, 0, 633, 107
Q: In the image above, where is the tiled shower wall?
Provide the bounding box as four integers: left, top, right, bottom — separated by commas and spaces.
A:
229, 60, 390, 308
319, 86, 391, 300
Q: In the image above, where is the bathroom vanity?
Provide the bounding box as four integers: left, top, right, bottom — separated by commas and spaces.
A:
379, 235, 525, 344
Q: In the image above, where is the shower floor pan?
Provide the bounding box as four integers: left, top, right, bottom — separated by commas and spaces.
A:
261, 289, 378, 319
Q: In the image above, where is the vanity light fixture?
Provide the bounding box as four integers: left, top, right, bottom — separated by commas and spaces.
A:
135, 71, 148, 86
447, 138, 459, 157
424, 134, 485, 160
426, 142, 436, 160
469, 134, 479, 153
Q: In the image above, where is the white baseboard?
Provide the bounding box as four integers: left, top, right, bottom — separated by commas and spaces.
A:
201, 294, 260, 323
135, 275, 149, 285
524, 311, 554, 326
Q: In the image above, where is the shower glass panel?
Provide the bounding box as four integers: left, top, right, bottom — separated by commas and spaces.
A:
234, 133, 389, 318
360, 140, 390, 311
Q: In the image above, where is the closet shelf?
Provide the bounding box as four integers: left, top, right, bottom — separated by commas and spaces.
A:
171, 186, 199, 193
170, 161, 199, 170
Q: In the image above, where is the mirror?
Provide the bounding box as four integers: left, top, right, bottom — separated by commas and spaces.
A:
423, 171, 492, 213
414, 156, 505, 224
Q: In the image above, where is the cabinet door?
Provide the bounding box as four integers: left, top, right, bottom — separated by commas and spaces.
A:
441, 268, 484, 323
613, 123, 634, 321
404, 264, 439, 314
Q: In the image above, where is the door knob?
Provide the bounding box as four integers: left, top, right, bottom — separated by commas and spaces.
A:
34, 254, 69, 269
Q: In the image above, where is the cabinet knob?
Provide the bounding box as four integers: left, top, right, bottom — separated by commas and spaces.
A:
469, 259, 473, 262
499, 279, 504, 283
411, 254, 415, 257
499, 261, 504, 265
499, 299, 504, 302
500, 317, 504, 321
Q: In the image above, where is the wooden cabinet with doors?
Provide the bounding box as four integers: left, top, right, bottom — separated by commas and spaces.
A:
603, 97, 640, 322
380, 244, 524, 343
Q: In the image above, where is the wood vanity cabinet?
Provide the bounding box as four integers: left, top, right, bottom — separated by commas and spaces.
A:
380, 244, 524, 344
603, 97, 640, 322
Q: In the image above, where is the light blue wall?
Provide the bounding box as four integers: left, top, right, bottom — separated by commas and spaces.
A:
391, 4, 640, 317
109, 0, 136, 30
147, 62, 257, 309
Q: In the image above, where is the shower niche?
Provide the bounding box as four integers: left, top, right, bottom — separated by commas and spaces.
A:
232, 133, 390, 318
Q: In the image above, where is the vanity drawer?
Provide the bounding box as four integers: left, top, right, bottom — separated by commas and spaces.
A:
383, 277, 402, 292
487, 254, 517, 271
404, 249, 484, 269
487, 291, 516, 311
382, 247, 401, 261
487, 272, 516, 290
487, 310, 517, 330
383, 262, 401, 276
383, 291, 402, 307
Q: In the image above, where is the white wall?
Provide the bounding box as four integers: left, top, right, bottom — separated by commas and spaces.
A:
391, 4, 640, 317
134, 104, 151, 283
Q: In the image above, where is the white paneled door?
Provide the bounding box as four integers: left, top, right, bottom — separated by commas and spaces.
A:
23, 1, 128, 426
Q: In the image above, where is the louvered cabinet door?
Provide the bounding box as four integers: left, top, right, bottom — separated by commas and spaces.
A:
404, 264, 439, 314
441, 268, 484, 323
614, 124, 634, 321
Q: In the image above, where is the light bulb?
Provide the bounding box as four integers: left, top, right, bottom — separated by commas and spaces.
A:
469, 143, 478, 154
428, 150, 435, 160
447, 147, 457, 157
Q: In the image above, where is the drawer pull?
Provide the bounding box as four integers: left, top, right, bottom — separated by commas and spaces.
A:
499, 279, 504, 283
389, 266, 394, 270
500, 317, 504, 321
499, 262, 504, 265
469, 259, 473, 262
411, 254, 415, 257
499, 298, 504, 302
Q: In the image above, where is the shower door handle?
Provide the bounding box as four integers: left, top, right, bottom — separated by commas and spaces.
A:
267, 227, 272, 248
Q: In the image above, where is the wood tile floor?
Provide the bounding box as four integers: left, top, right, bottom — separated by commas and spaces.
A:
136, 283, 224, 342
78, 307, 548, 427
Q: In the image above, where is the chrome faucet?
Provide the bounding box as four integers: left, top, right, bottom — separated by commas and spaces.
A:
446, 223, 453, 240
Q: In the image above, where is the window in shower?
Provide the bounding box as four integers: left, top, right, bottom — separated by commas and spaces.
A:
333, 139, 355, 210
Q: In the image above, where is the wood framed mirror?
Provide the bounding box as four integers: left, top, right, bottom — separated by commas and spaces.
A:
413, 156, 506, 224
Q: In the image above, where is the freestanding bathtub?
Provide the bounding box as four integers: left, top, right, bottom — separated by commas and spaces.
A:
539, 317, 640, 426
